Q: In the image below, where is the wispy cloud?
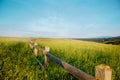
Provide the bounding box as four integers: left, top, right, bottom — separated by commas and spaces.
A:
23, 15, 73, 37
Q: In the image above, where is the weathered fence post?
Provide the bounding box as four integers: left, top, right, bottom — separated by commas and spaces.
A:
33, 42, 44, 68
44, 46, 50, 70
34, 43, 38, 57
29, 40, 34, 49
95, 64, 112, 80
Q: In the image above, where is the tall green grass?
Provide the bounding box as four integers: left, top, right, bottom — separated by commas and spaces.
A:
0, 38, 47, 80
36, 39, 120, 80
0, 37, 120, 80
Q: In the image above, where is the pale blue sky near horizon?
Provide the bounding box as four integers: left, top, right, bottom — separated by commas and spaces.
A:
0, 0, 120, 38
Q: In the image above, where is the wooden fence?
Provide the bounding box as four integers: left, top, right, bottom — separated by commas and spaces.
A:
28, 40, 112, 80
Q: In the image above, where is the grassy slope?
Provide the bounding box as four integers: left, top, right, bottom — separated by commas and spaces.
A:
0, 37, 120, 80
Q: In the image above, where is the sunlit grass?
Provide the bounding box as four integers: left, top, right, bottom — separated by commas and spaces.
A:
0, 37, 120, 80
36, 38, 120, 80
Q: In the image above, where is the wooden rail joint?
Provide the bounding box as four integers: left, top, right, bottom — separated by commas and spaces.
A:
34, 43, 38, 57
44, 46, 50, 70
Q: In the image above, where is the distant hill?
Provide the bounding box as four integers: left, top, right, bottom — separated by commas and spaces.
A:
103, 36, 120, 45
73, 36, 120, 45
115, 36, 120, 38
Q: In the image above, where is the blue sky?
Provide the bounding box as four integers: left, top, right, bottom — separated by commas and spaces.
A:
0, 0, 120, 38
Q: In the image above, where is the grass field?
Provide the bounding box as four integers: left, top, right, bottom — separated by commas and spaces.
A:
0, 37, 120, 80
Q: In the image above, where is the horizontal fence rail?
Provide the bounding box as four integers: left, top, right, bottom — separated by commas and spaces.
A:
28, 40, 112, 80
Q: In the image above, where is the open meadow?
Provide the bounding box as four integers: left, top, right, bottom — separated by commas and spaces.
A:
0, 37, 120, 80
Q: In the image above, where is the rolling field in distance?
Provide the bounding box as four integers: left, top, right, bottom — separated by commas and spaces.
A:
0, 37, 120, 80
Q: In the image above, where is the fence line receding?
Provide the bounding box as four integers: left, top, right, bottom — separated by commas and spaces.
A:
28, 40, 112, 80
